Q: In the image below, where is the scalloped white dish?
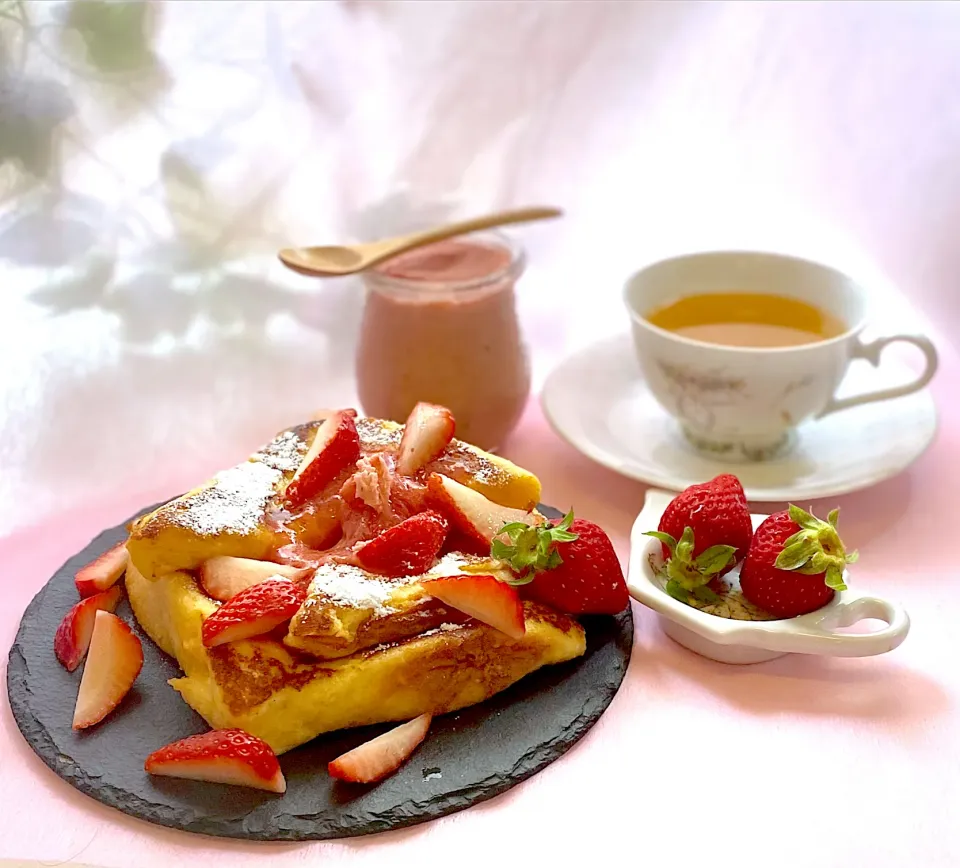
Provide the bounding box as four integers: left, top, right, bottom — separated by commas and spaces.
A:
627, 489, 911, 664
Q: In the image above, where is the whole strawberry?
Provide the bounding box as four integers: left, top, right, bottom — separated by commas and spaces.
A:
644, 474, 752, 603
739, 505, 858, 618
493, 513, 629, 615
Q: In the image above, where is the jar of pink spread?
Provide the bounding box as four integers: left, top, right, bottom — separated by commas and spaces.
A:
356, 230, 530, 451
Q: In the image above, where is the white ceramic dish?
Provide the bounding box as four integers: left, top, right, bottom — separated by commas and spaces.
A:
541, 332, 938, 502
626, 488, 911, 664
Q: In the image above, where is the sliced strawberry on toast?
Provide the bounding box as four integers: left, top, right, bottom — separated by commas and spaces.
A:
427, 473, 533, 552
283, 410, 361, 510
396, 402, 455, 476
199, 556, 311, 602
201, 577, 307, 647
422, 574, 525, 639
355, 511, 449, 577
54, 585, 123, 672
75, 541, 129, 598
73, 611, 143, 730
328, 714, 432, 784
145, 729, 286, 793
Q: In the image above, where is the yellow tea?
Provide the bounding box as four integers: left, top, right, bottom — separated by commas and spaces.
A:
644, 292, 846, 348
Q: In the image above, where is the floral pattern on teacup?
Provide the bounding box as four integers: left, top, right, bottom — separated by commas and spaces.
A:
651, 360, 826, 460
655, 361, 746, 433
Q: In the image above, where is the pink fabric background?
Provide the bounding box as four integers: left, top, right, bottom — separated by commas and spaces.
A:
1, 1, 959, 865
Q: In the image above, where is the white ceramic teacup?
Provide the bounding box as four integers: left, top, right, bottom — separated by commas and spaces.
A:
623, 251, 938, 461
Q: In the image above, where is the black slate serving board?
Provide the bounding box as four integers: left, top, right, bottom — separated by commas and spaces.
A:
7, 504, 633, 841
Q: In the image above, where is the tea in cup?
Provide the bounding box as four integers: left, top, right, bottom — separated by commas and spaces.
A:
623, 251, 938, 461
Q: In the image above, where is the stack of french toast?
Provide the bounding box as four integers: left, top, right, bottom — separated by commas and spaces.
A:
54, 402, 628, 789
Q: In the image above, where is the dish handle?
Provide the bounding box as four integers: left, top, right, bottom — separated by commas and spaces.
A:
755, 591, 911, 658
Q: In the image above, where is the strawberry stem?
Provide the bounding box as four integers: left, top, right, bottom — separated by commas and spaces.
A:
643, 527, 736, 590
491, 509, 579, 584
775, 505, 857, 592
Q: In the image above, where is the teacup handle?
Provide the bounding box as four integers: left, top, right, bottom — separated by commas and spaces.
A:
818, 334, 938, 418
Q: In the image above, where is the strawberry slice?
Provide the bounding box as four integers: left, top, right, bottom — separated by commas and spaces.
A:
199, 556, 311, 602
73, 611, 143, 730
328, 714, 432, 784
422, 574, 525, 639
75, 541, 129, 598
427, 473, 533, 551
396, 403, 456, 476
145, 729, 286, 794
284, 410, 361, 510
355, 511, 449, 577
54, 585, 123, 672
201, 577, 307, 647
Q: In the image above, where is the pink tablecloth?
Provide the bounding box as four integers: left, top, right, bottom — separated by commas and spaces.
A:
3, 1, 960, 865
2, 355, 958, 868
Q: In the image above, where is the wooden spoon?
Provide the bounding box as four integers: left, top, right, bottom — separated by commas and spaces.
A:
277, 206, 562, 277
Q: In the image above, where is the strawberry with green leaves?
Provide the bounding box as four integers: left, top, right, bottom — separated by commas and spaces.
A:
739, 504, 858, 618
643, 474, 752, 605
492, 511, 629, 615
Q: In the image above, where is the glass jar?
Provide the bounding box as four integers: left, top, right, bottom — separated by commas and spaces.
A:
356, 230, 530, 452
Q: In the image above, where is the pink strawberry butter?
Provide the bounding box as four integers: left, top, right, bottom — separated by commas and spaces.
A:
356, 232, 531, 452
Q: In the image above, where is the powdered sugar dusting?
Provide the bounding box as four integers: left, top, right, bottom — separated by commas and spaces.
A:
470, 455, 507, 485
306, 563, 411, 616
170, 460, 282, 535
165, 427, 307, 537
356, 418, 402, 450
255, 429, 307, 472
425, 552, 475, 577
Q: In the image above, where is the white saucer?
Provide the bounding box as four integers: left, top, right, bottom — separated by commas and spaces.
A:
541, 333, 937, 502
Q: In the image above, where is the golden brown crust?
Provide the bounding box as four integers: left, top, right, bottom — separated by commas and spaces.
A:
172, 599, 586, 753
284, 589, 471, 659
126, 557, 586, 755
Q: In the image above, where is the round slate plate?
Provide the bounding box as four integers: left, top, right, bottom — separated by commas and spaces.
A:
7, 504, 633, 841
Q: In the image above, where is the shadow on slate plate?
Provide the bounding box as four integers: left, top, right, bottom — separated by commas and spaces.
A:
7, 503, 633, 841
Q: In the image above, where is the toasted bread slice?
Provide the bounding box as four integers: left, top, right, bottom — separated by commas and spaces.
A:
126, 418, 541, 581
125, 562, 585, 755
283, 554, 519, 659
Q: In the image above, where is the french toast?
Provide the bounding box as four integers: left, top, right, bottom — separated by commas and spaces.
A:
125, 562, 585, 755
282, 553, 518, 659
122, 405, 598, 755
126, 417, 541, 581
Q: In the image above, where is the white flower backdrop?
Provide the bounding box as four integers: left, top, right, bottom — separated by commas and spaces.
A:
0, 0, 958, 536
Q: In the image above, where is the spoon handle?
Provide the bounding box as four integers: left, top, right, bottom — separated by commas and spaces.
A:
386, 206, 562, 253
